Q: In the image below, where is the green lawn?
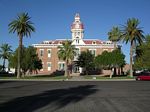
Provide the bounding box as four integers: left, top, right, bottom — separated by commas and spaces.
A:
84, 75, 135, 79
0, 74, 66, 80
0, 74, 135, 80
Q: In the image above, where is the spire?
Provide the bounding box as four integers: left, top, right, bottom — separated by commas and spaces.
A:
75, 13, 80, 22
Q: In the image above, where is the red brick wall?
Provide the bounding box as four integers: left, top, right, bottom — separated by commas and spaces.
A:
36, 46, 114, 75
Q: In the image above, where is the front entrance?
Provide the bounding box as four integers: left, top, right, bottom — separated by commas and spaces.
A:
73, 65, 80, 73
72, 61, 80, 73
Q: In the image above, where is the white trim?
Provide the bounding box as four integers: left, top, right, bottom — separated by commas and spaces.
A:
89, 48, 96, 50
40, 62, 44, 71
103, 49, 108, 51
58, 61, 65, 64
33, 43, 115, 48
34, 45, 114, 49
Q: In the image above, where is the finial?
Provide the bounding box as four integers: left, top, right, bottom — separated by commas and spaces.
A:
75, 13, 80, 17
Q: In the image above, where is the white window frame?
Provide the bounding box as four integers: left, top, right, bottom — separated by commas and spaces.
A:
76, 39, 79, 44
40, 49, 44, 57
47, 49, 51, 58
58, 62, 65, 71
47, 62, 51, 71
89, 49, 96, 56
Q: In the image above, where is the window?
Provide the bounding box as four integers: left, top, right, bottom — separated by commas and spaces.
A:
75, 48, 80, 56
40, 49, 44, 57
76, 39, 79, 44
92, 41, 96, 44
59, 41, 62, 44
47, 62, 51, 71
58, 62, 65, 70
89, 49, 96, 56
78, 32, 80, 35
75, 32, 77, 36
47, 49, 51, 58
76, 37, 79, 44
74, 48, 80, 60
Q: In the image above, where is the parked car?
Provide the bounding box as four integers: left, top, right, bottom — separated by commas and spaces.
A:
136, 71, 150, 81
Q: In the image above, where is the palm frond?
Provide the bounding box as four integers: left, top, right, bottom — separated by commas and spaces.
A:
8, 12, 35, 37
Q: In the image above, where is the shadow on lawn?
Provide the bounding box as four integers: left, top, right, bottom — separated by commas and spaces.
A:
0, 85, 98, 112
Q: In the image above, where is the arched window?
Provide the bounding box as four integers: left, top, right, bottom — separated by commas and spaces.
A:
76, 37, 79, 44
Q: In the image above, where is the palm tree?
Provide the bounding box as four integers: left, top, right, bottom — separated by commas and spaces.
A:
8, 13, 35, 78
121, 18, 145, 77
108, 26, 121, 75
0, 44, 12, 71
108, 26, 121, 49
57, 40, 76, 77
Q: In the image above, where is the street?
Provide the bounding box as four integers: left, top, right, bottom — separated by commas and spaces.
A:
0, 81, 150, 112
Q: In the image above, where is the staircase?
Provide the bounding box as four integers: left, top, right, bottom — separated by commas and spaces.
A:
70, 73, 80, 76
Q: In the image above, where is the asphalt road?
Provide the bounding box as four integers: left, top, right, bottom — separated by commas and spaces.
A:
0, 81, 150, 112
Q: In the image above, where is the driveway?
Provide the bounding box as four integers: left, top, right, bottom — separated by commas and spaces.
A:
0, 81, 150, 112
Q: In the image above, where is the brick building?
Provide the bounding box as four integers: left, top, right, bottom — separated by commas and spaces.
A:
33, 13, 115, 74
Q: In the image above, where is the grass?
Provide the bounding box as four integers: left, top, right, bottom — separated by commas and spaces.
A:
0, 74, 66, 80
84, 75, 135, 79
0, 74, 135, 80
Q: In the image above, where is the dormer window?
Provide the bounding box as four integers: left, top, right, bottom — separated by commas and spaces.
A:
92, 41, 96, 44
59, 41, 62, 44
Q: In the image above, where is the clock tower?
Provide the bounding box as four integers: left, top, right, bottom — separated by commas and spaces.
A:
71, 13, 84, 41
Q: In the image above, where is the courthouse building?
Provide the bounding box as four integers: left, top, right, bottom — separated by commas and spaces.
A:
33, 14, 115, 74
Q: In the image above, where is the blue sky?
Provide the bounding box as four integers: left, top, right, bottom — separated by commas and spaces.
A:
0, 0, 150, 65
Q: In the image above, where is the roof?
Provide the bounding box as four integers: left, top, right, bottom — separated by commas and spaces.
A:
37, 39, 105, 45
71, 23, 84, 29
83, 40, 102, 44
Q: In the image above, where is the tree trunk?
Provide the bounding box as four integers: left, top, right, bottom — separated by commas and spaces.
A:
130, 42, 133, 77
17, 35, 23, 78
65, 60, 69, 78
114, 67, 116, 75
110, 68, 114, 78
121, 67, 124, 75
2, 58, 5, 71
118, 68, 121, 75
85, 67, 88, 75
